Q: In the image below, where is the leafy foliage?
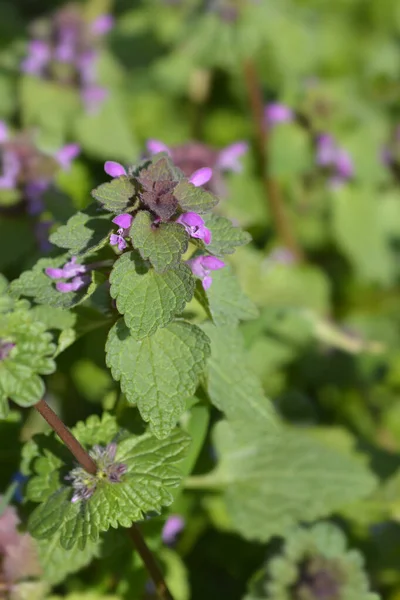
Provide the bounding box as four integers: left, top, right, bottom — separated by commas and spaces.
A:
130, 211, 189, 272
91, 177, 136, 214
49, 204, 113, 257
0, 297, 56, 417
106, 320, 210, 438
110, 251, 194, 339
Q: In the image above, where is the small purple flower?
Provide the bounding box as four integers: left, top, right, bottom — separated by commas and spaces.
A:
104, 161, 127, 178
91, 14, 114, 36
81, 85, 109, 114
162, 515, 185, 545
45, 256, 89, 294
176, 212, 211, 244
0, 341, 15, 362
316, 134, 354, 187
0, 120, 9, 143
265, 103, 294, 125
146, 139, 172, 156
110, 213, 133, 251
187, 255, 225, 290
21, 40, 50, 75
0, 149, 20, 189
66, 442, 127, 504
189, 167, 213, 187
216, 141, 248, 173
55, 143, 81, 170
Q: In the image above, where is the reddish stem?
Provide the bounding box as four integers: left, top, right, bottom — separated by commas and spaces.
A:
243, 59, 304, 261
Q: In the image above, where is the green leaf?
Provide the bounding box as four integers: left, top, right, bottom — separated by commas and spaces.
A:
37, 535, 100, 585
110, 252, 195, 339
203, 214, 251, 256
106, 320, 210, 438
331, 186, 395, 285
91, 176, 136, 214
9, 256, 102, 310
49, 204, 113, 257
131, 211, 189, 272
203, 324, 276, 435
174, 180, 218, 213
208, 421, 377, 542
30, 306, 77, 331
0, 300, 56, 416
73, 413, 120, 447
27, 416, 190, 549
205, 265, 258, 326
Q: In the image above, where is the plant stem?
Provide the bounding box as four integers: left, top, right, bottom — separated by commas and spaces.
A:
243, 59, 304, 261
128, 524, 174, 600
35, 398, 97, 474
34, 398, 174, 600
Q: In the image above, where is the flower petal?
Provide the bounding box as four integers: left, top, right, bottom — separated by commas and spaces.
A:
202, 276, 213, 290
189, 167, 212, 187
265, 103, 293, 124
112, 213, 133, 229
217, 141, 248, 172
104, 161, 127, 178
177, 212, 204, 227
146, 139, 171, 156
56, 143, 81, 170
201, 256, 225, 270
91, 14, 114, 36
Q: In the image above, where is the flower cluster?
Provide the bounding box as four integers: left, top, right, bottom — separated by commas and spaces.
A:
145, 139, 248, 196
265, 102, 294, 125
65, 443, 127, 503
104, 157, 226, 289
21, 4, 113, 114
45, 256, 91, 293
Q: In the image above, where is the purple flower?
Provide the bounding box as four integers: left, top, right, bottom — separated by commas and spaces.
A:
104, 161, 127, 178
162, 515, 185, 545
55, 143, 80, 170
81, 85, 109, 114
0, 149, 19, 189
177, 212, 211, 244
91, 14, 114, 36
0, 341, 15, 362
146, 139, 172, 155
216, 141, 248, 173
189, 167, 213, 187
21, 40, 50, 75
110, 213, 133, 251
66, 443, 127, 503
0, 120, 9, 143
45, 256, 90, 293
187, 255, 225, 289
316, 134, 354, 187
265, 103, 294, 125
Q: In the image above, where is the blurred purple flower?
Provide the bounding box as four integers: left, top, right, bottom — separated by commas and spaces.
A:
187, 255, 225, 289
162, 515, 185, 545
56, 143, 80, 170
0, 341, 15, 362
21, 6, 113, 114
316, 134, 353, 187
265, 102, 294, 125
21, 40, 50, 75
177, 212, 211, 244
